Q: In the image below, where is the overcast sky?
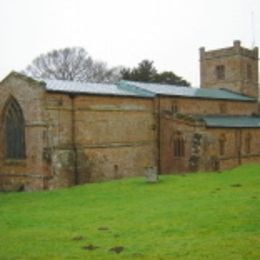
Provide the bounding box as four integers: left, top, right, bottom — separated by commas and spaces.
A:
1, 0, 260, 85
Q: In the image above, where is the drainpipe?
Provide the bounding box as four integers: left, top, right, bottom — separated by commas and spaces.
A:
70, 94, 79, 185
156, 96, 161, 174
237, 129, 242, 165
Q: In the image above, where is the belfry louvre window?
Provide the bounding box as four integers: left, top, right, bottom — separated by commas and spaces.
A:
4, 97, 26, 159
173, 133, 185, 157
216, 65, 225, 80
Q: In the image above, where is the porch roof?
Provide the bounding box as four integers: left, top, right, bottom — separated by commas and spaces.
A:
196, 115, 260, 128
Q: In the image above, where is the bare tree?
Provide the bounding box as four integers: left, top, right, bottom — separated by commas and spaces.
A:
23, 47, 121, 83
88, 60, 122, 83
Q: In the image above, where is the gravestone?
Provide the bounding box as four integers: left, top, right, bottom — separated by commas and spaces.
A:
145, 166, 158, 183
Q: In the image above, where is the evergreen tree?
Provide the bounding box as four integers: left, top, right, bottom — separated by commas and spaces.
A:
121, 59, 190, 86
153, 71, 190, 86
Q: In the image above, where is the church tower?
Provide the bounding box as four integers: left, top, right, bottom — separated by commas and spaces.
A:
200, 40, 259, 97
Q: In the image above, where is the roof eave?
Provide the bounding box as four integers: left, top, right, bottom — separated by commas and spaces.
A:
157, 93, 256, 102
45, 89, 153, 99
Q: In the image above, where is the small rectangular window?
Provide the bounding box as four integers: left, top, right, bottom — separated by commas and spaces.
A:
219, 103, 227, 114
247, 64, 252, 80
216, 65, 225, 80
219, 134, 226, 156
219, 140, 225, 156
245, 133, 251, 154
171, 102, 178, 114
173, 134, 185, 157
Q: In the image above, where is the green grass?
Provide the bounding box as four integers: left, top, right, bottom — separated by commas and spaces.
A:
0, 164, 259, 259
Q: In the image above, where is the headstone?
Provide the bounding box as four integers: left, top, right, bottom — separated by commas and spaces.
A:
145, 166, 158, 183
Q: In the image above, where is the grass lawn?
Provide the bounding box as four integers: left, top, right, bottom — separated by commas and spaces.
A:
0, 164, 259, 259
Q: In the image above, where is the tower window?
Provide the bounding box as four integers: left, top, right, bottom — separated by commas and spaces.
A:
246, 64, 252, 80
4, 97, 26, 159
173, 132, 185, 157
216, 65, 225, 80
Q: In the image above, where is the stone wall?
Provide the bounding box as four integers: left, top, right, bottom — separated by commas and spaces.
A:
159, 96, 257, 116
0, 73, 50, 191
204, 128, 260, 171
0, 74, 157, 190
44, 93, 157, 188
160, 111, 260, 174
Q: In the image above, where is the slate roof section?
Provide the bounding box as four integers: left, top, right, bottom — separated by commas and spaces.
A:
42, 79, 146, 97
119, 80, 256, 101
197, 115, 260, 128
39, 78, 256, 101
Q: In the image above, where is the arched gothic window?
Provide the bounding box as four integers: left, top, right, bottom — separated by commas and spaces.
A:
4, 97, 26, 159
173, 132, 185, 157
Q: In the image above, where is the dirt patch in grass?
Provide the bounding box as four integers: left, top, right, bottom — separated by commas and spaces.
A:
230, 183, 242, 188
109, 246, 124, 254
82, 244, 99, 250
72, 236, 84, 241
132, 253, 145, 257
98, 226, 109, 231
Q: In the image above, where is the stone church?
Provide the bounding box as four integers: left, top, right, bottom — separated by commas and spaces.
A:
1, 40, 260, 191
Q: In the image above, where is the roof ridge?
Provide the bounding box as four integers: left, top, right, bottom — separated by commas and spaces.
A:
121, 79, 193, 89
44, 78, 117, 86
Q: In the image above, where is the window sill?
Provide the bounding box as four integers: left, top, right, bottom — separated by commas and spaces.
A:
4, 159, 27, 166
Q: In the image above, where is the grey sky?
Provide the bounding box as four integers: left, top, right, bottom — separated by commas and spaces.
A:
0, 0, 259, 85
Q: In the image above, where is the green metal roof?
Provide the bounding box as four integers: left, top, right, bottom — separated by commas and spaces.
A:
43, 79, 146, 97
197, 115, 260, 128
119, 81, 256, 101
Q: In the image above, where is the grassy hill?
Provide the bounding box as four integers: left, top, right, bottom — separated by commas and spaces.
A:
0, 164, 259, 259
